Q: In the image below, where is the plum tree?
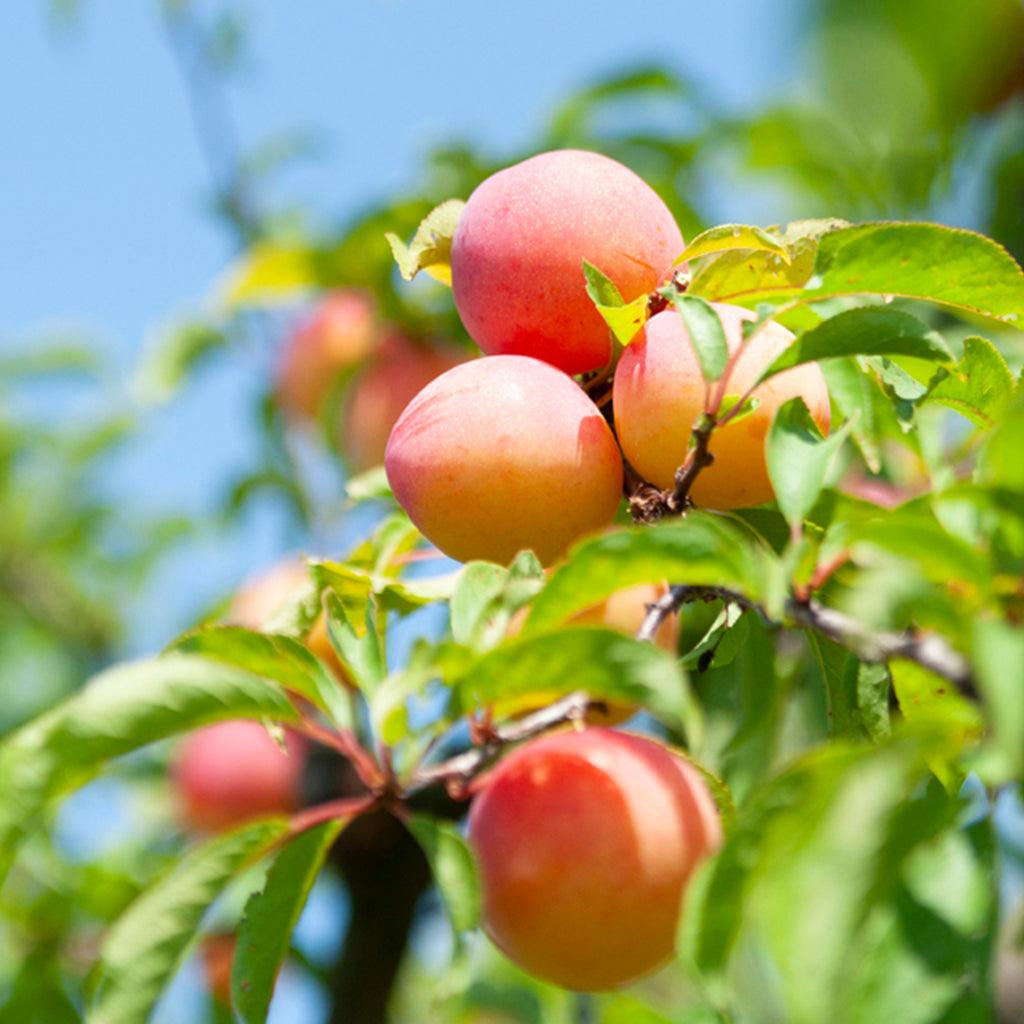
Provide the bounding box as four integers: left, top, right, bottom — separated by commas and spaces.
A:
172, 720, 304, 833
275, 289, 378, 420
468, 727, 721, 991
340, 331, 464, 472
230, 559, 349, 685
614, 303, 830, 508
385, 355, 623, 565
451, 149, 685, 376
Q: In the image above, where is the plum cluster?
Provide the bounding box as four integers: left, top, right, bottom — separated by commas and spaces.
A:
385, 149, 830, 565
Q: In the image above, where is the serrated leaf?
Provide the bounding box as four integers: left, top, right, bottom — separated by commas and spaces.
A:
673, 223, 790, 266
89, 820, 287, 1024
524, 515, 771, 634
766, 398, 852, 529
0, 655, 297, 880
407, 815, 481, 935
808, 223, 1024, 327
925, 335, 1015, 428
174, 627, 352, 730
760, 307, 953, 382
233, 819, 345, 1023
385, 199, 465, 284
457, 627, 698, 741
662, 292, 729, 381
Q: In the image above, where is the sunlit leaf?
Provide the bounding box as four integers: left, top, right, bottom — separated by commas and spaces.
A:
385, 199, 465, 285
674, 223, 790, 266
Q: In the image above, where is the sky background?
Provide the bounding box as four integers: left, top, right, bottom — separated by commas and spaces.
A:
1, 0, 813, 653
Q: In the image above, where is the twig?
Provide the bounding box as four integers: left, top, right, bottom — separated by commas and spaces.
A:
406, 691, 597, 796
667, 414, 716, 512
289, 794, 376, 838
635, 584, 976, 698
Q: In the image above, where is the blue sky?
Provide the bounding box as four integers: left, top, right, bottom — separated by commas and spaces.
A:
1, 1, 808, 649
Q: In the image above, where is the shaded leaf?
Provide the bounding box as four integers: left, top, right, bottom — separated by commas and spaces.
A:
766, 398, 852, 529
761, 307, 953, 382
233, 820, 345, 1023
407, 815, 481, 935
925, 335, 1015, 427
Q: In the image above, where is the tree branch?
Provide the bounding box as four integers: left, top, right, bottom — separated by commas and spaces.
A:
636, 584, 976, 698
405, 691, 597, 797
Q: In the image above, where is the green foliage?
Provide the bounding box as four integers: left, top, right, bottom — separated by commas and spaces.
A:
233, 820, 346, 1022
89, 820, 288, 1024
662, 293, 729, 381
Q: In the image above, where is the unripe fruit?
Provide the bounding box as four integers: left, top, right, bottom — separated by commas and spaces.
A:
468, 728, 722, 991
385, 356, 623, 566
451, 150, 685, 376
276, 289, 377, 420
230, 560, 349, 686
614, 304, 830, 508
173, 721, 304, 833
340, 331, 464, 472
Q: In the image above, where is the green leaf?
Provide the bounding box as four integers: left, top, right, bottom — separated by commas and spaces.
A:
821, 358, 882, 472
662, 292, 729, 381
174, 627, 352, 730
322, 593, 386, 698
806, 634, 863, 740
760, 307, 953, 382
233, 820, 345, 1023
315, 559, 457, 617
407, 815, 481, 935
524, 515, 771, 634
688, 218, 846, 304
856, 663, 892, 743
0, 654, 297, 880
344, 464, 393, 502
583, 260, 650, 348
674, 223, 791, 266
385, 199, 465, 285
582, 259, 625, 306
449, 561, 511, 646
972, 618, 1024, 779
808, 223, 1024, 327
889, 662, 983, 789
135, 318, 228, 403
924, 335, 1015, 428
89, 820, 287, 1024
457, 627, 698, 741
766, 398, 852, 529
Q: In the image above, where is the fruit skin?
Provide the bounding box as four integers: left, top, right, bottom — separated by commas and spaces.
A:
468, 727, 722, 991
276, 289, 377, 420
201, 933, 235, 1005
614, 304, 831, 508
340, 331, 464, 472
173, 720, 304, 833
385, 355, 623, 566
230, 560, 349, 686
451, 149, 685, 376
